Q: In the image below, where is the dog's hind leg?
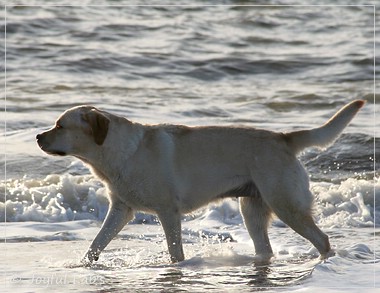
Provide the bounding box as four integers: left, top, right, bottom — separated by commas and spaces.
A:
271, 203, 331, 258
259, 164, 332, 259
240, 196, 274, 261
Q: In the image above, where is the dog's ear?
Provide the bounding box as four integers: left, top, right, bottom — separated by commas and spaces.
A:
82, 108, 110, 145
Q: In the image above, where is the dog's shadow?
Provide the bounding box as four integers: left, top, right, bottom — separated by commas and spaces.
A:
69, 249, 319, 288
155, 254, 318, 288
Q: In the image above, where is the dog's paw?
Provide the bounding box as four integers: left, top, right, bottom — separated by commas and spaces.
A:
252, 253, 274, 265
81, 249, 99, 266
320, 249, 336, 261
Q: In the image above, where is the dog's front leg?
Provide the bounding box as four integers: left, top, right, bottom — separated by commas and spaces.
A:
157, 211, 184, 263
82, 202, 134, 265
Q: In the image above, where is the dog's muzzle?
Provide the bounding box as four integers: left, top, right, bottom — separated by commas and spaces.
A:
36, 133, 66, 156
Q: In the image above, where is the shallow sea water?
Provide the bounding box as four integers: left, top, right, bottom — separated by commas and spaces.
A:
1, 1, 379, 292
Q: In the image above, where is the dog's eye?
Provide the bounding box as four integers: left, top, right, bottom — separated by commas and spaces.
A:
56, 123, 63, 129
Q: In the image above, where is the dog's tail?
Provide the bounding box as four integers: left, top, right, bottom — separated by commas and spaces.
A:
285, 100, 365, 154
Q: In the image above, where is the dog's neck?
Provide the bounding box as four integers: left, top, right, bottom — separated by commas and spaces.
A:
78, 120, 145, 186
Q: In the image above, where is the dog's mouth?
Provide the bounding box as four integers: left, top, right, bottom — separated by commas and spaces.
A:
46, 150, 67, 156
36, 138, 67, 156
38, 145, 67, 156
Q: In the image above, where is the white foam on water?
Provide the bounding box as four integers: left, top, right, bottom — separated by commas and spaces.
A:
311, 177, 379, 228
1, 173, 378, 236
2, 174, 109, 223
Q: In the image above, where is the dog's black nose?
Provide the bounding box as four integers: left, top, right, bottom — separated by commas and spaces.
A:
36, 134, 41, 140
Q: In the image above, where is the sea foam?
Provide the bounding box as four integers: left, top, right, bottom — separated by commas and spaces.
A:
1, 174, 378, 229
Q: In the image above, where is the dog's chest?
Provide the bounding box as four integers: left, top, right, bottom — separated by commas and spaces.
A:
107, 177, 159, 212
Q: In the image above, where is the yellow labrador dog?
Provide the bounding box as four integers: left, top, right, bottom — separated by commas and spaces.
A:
36, 100, 364, 264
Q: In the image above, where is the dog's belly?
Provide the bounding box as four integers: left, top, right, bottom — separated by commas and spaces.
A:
218, 181, 260, 198
177, 180, 261, 214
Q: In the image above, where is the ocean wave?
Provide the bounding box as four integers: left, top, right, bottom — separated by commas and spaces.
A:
1, 174, 108, 222
312, 177, 379, 228
1, 173, 378, 229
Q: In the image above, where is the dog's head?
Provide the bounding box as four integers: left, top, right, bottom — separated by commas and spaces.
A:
36, 106, 110, 157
